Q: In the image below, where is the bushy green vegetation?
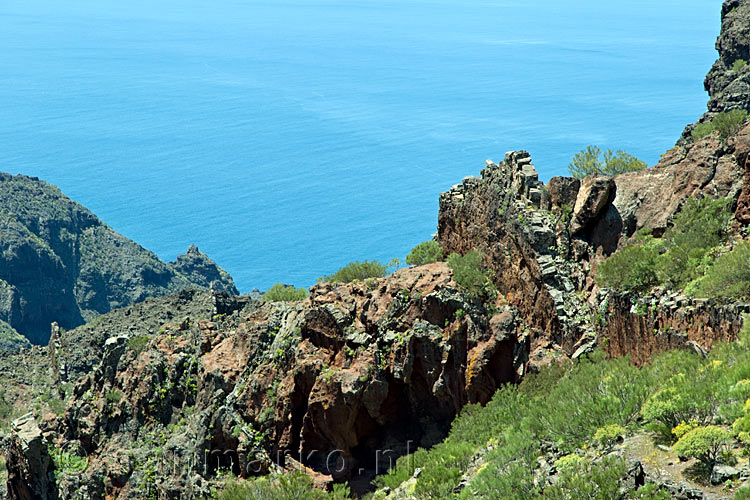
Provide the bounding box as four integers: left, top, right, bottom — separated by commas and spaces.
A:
693, 241, 750, 300
593, 424, 626, 450
127, 334, 151, 355
568, 145, 647, 178
49, 446, 88, 479
0, 318, 30, 351
595, 236, 660, 292
406, 240, 444, 266
596, 197, 732, 294
105, 388, 124, 404
371, 329, 750, 499
263, 283, 309, 302
0, 388, 12, 424
692, 109, 749, 140
543, 455, 625, 500
446, 250, 495, 300
217, 472, 350, 500
672, 425, 730, 468
597, 194, 750, 302
735, 485, 750, 500
321, 260, 387, 283
632, 484, 671, 500
733, 59, 747, 72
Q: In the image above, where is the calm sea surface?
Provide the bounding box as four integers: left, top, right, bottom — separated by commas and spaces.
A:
0, 0, 722, 291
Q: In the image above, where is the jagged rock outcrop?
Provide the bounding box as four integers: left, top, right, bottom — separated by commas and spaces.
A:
169, 245, 236, 292
2, 264, 529, 499
2, 413, 55, 500
437, 130, 749, 364
615, 126, 746, 235
438, 153, 562, 351
434, 2, 749, 367
682, 0, 750, 140
705, 0, 750, 114
0, 173, 237, 346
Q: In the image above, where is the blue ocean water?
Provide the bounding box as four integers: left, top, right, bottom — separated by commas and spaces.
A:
0, 0, 721, 292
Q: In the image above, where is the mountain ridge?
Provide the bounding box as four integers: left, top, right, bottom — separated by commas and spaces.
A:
0, 172, 238, 346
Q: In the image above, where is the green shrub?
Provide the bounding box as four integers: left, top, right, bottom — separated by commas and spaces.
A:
49, 446, 88, 478
714, 109, 749, 138
672, 425, 730, 468
667, 197, 730, 246
105, 389, 124, 404
321, 260, 387, 283
593, 424, 626, 450
263, 283, 309, 302
641, 386, 691, 430
672, 419, 699, 440
218, 472, 350, 500
692, 109, 748, 141
0, 388, 13, 423
596, 197, 731, 294
658, 196, 731, 290
733, 59, 747, 72
543, 455, 626, 500
692, 121, 715, 141
126, 335, 150, 355
553, 453, 586, 473
695, 242, 750, 300
735, 485, 750, 500
568, 145, 647, 178
446, 250, 494, 299
413, 442, 475, 499
405, 240, 444, 266
632, 484, 671, 500
733, 413, 750, 435
595, 236, 660, 292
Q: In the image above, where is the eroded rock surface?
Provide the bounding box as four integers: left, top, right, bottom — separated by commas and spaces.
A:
3, 413, 54, 500
1, 264, 530, 498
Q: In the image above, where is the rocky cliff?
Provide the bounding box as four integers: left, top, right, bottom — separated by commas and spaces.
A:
682, 0, 750, 140
437, 119, 750, 367
3, 1, 750, 499
0, 173, 237, 346
1, 265, 529, 499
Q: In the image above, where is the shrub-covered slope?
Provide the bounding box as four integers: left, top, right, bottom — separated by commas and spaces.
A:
0, 172, 237, 346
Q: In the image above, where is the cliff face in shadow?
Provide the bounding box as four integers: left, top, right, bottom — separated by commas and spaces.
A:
0, 173, 237, 346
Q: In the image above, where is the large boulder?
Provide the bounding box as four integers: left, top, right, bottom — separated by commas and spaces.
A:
3, 413, 55, 500
711, 464, 740, 485
570, 176, 615, 234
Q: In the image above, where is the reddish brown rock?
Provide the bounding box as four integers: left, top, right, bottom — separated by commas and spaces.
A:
602, 292, 747, 366
546, 176, 580, 211
612, 134, 743, 238
7, 264, 529, 498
